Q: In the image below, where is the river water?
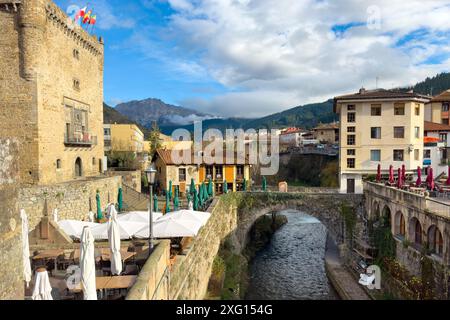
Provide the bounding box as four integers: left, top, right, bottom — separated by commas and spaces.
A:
245, 210, 339, 300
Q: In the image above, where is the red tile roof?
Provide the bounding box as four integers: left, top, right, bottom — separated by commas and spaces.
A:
431, 90, 450, 102
424, 121, 450, 132
154, 148, 249, 165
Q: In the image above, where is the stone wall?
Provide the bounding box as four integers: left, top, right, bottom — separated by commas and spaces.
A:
0, 138, 23, 300
19, 175, 122, 231
106, 170, 141, 193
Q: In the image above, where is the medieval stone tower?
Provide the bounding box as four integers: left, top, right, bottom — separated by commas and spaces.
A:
0, 0, 105, 186
0, 0, 105, 299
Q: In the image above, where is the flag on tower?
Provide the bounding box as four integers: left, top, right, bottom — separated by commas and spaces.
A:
89, 15, 97, 25
75, 6, 87, 21
83, 10, 92, 24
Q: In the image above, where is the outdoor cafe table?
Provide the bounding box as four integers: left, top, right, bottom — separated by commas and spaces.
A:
72, 248, 136, 263
71, 275, 137, 293
32, 249, 65, 271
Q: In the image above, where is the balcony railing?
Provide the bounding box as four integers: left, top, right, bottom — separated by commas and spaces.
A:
65, 131, 97, 146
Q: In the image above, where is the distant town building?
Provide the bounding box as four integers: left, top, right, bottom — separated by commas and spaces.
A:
424, 121, 450, 177
153, 148, 251, 195
425, 89, 450, 125
279, 127, 306, 147
104, 124, 148, 170
334, 88, 430, 194
313, 122, 340, 144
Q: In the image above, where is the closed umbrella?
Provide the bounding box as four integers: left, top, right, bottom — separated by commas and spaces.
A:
223, 180, 228, 194
416, 167, 422, 187
402, 165, 406, 182
389, 165, 394, 184
168, 181, 173, 200
20, 209, 32, 288
32, 269, 53, 300
53, 208, 58, 222
262, 176, 267, 191
427, 167, 435, 190
108, 206, 122, 275
243, 178, 247, 191
193, 189, 199, 211
173, 193, 179, 211
199, 185, 204, 206
446, 166, 450, 186
153, 193, 158, 212
165, 192, 171, 214
96, 193, 103, 221
208, 178, 213, 197
376, 164, 382, 183
88, 211, 95, 222
190, 179, 196, 195
204, 183, 208, 199
397, 168, 402, 189
117, 187, 123, 212
80, 226, 97, 300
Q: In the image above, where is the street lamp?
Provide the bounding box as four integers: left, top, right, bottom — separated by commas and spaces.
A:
145, 165, 157, 255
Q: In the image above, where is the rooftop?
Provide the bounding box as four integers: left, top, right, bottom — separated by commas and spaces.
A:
424, 121, 450, 132
431, 90, 450, 102
335, 88, 431, 101
154, 148, 250, 165
313, 122, 339, 130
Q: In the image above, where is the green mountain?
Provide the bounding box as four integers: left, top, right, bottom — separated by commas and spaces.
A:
407, 72, 450, 96
243, 100, 336, 130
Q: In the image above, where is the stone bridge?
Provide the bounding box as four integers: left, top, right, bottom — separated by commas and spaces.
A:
126, 190, 363, 300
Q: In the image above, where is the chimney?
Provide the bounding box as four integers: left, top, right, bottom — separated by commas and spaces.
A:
359, 87, 366, 94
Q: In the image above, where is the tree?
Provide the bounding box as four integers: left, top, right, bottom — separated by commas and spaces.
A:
148, 121, 163, 156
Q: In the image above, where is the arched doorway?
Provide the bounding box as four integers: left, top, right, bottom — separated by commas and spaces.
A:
75, 157, 83, 177
427, 225, 444, 256
394, 211, 406, 238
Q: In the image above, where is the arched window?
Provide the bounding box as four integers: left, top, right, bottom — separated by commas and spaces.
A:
410, 218, 422, 246
56, 159, 62, 169
395, 211, 406, 238
428, 225, 444, 256
75, 157, 83, 177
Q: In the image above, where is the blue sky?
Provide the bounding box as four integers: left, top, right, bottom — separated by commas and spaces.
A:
54, 1, 450, 118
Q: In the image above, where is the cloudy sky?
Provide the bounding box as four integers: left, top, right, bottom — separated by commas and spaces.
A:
55, 0, 450, 118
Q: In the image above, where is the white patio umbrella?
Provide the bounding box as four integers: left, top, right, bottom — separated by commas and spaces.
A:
157, 210, 211, 226
90, 220, 147, 240
32, 269, 53, 300
134, 217, 202, 239
58, 220, 99, 239
20, 209, 32, 288
53, 208, 58, 222
117, 211, 163, 223
80, 226, 97, 300
108, 206, 122, 275
88, 211, 95, 222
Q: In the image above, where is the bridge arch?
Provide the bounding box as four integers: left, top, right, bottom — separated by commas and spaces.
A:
409, 217, 423, 247
427, 225, 444, 257
394, 211, 406, 238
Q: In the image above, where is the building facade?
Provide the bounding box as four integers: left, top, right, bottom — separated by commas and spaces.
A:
425, 90, 450, 125
334, 89, 430, 194
424, 121, 450, 178
153, 149, 251, 195
313, 122, 339, 144
0, 0, 105, 185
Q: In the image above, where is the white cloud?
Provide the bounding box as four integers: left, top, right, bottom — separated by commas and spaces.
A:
159, 0, 450, 117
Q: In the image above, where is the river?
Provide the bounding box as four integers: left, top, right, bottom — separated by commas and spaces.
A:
245, 210, 339, 300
